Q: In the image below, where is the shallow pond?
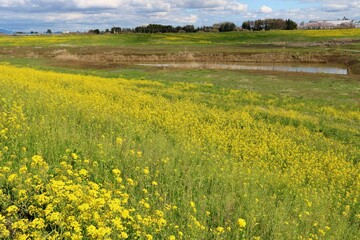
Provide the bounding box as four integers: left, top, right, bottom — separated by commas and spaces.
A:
139, 63, 348, 75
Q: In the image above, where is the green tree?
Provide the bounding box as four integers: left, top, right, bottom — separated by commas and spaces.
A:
219, 22, 236, 32
242, 21, 251, 30
111, 27, 122, 34
284, 19, 297, 30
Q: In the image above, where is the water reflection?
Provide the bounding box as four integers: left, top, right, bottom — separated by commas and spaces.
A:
139, 63, 348, 75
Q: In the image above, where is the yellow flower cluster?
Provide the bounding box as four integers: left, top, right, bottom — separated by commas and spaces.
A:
0, 153, 177, 239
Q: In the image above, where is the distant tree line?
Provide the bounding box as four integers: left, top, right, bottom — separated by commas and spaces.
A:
134, 24, 197, 33
242, 18, 297, 31
86, 19, 298, 35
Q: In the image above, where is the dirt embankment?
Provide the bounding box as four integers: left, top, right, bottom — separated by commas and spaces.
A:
1, 44, 359, 74
66, 51, 330, 64
49, 49, 360, 74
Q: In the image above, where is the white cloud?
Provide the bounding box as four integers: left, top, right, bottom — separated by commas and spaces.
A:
322, 4, 350, 12
174, 0, 227, 9
226, 1, 247, 11
0, 0, 26, 7
1, 0, 360, 31
130, 0, 171, 13
260, 5, 272, 13
0, 0, 125, 10
302, 0, 360, 12
74, 0, 122, 9
174, 14, 198, 23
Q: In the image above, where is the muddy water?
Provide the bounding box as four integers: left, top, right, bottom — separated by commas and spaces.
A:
139, 63, 348, 75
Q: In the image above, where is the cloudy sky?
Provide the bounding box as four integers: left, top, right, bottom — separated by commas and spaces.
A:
0, 0, 359, 32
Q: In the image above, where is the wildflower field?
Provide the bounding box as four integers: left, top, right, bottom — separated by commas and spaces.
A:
0, 60, 359, 240
1, 27, 360, 240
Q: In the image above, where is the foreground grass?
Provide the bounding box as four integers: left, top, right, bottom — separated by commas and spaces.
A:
0, 63, 359, 239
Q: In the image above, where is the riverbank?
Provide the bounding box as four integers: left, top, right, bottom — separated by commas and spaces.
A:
1, 30, 360, 74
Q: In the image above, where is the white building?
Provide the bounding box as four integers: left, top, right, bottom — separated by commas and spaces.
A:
304, 18, 357, 29
315, 20, 353, 26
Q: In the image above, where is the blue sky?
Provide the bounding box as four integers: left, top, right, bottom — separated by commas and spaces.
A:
0, 0, 359, 32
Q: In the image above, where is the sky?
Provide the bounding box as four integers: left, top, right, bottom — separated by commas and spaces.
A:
0, 0, 360, 32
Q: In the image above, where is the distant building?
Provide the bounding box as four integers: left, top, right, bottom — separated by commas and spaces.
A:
310, 20, 352, 26
304, 17, 358, 29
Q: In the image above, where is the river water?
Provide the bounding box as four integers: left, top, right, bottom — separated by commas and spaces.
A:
138, 63, 348, 75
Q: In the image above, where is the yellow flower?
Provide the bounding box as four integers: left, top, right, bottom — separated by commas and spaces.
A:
216, 226, 225, 233
7, 173, 17, 182
6, 205, 19, 214
0, 224, 10, 238
116, 137, 123, 145
31, 155, 43, 164
120, 232, 128, 239
126, 178, 135, 186
121, 209, 130, 219
48, 212, 62, 223
143, 167, 150, 175
237, 218, 246, 228
78, 203, 90, 212
190, 201, 197, 213
18, 189, 27, 201
112, 168, 121, 175
12, 219, 29, 231
19, 165, 28, 174
31, 155, 48, 169
78, 168, 88, 177
30, 218, 46, 229
86, 225, 97, 237
0, 215, 5, 223
15, 234, 29, 240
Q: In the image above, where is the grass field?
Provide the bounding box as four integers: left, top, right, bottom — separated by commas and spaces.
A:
0, 31, 359, 239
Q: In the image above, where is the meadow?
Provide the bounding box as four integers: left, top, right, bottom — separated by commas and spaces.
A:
0, 30, 359, 239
